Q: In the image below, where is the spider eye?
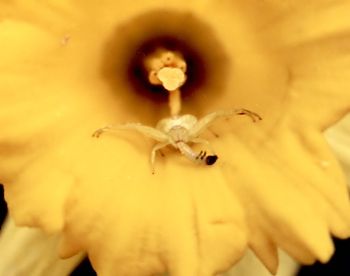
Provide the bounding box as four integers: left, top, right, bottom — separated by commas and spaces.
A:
205, 155, 218, 165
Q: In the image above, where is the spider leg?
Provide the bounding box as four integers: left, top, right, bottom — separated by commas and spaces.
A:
176, 141, 218, 166
191, 137, 215, 153
150, 142, 170, 174
208, 128, 219, 138
189, 108, 262, 137
92, 123, 168, 142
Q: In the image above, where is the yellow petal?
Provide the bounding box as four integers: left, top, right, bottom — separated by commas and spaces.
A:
1, 1, 350, 275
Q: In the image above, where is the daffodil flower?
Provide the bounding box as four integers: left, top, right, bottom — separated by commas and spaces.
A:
1, 1, 350, 275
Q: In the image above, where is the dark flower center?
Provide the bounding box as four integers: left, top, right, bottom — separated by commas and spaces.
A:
101, 10, 230, 119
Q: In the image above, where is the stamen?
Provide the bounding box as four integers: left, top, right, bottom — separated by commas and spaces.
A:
168, 89, 181, 117
144, 49, 187, 116
157, 67, 186, 91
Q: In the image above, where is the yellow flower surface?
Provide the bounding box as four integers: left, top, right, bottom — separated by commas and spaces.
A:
1, 0, 350, 275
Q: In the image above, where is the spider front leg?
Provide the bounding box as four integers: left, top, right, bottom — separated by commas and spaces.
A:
190, 138, 218, 165
191, 137, 215, 154
92, 125, 112, 138
92, 123, 169, 142
189, 108, 262, 137
235, 108, 262, 122
150, 142, 170, 174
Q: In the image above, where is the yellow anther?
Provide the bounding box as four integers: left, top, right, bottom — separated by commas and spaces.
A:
144, 49, 187, 116
157, 67, 186, 92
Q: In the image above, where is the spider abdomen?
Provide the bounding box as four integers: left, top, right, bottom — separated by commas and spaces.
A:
156, 114, 197, 133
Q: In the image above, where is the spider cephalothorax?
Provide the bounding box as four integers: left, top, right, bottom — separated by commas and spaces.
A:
93, 108, 261, 173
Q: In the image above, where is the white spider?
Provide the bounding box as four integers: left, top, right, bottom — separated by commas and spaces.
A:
92, 108, 262, 173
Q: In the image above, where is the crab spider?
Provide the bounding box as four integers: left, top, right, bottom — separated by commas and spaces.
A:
92, 108, 262, 173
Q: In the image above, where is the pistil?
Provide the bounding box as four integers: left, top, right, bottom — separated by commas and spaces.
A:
144, 49, 187, 116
